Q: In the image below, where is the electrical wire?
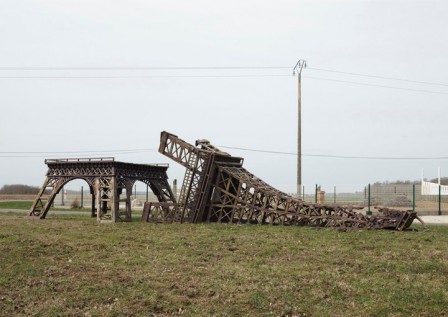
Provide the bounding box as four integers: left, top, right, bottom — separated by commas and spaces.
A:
1, 65, 446, 87
0, 149, 157, 158
0, 66, 290, 71
307, 66, 448, 87
2, 145, 448, 160
1, 64, 446, 85
0, 72, 446, 95
2, 74, 444, 95
0, 148, 156, 154
0, 155, 112, 158
0, 74, 290, 79
0, 65, 447, 97
1, 64, 446, 160
304, 76, 448, 95
217, 145, 448, 160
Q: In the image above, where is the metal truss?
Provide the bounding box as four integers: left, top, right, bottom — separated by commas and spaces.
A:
29, 158, 176, 222
159, 133, 225, 223
144, 131, 423, 230
142, 202, 178, 223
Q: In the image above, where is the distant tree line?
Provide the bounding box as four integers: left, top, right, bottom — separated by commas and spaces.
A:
372, 177, 448, 186
0, 184, 40, 195
429, 177, 448, 185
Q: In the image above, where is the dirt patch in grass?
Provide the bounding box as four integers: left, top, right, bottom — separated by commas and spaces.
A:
0, 213, 447, 316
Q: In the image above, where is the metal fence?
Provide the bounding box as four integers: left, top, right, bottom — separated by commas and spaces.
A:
52, 184, 177, 211
298, 183, 446, 216
54, 183, 446, 215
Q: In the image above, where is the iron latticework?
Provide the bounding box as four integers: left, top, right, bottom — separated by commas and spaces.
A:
29, 158, 176, 222
143, 131, 422, 230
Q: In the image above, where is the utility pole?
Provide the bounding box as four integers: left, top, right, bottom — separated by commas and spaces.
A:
293, 60, 306, 199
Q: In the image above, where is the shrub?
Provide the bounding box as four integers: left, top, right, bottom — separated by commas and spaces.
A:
361, 196, 383, 207
71, 197, 80, 209
386, 195, 412, 207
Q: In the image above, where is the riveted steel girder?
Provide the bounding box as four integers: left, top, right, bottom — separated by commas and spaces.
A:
145, 131, 422, 230
29, 158, 176, 222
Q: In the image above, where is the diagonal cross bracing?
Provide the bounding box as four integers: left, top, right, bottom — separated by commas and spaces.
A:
29, 158, 176, 222
145, 131, 423, 230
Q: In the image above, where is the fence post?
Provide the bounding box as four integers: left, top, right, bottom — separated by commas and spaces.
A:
146, 184, 149, 202
134, 184, 137, 200
334, 186, 336, 204
315, 184, 318, 203
91, 193, 96, 218
302, 185, 305, 200
173, 179, 178, 200
81, 186, 84, 209
61, 186, 65, 206
439, 184, 442, 215
412, 184, 415, 212
367, 184, 372, 216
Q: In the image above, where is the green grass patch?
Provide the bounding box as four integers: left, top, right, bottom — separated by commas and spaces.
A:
0, 201, 143, 215
0, 213, 447, 316
0, 200, 34, 210
0, 200, 92, 212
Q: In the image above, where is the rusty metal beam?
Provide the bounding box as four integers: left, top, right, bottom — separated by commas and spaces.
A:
144, 131, 422, 230
30, 158, 176, 222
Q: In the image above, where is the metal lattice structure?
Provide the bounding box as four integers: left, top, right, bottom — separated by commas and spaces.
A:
29, 158, 175, 222
142, 131, 423, 230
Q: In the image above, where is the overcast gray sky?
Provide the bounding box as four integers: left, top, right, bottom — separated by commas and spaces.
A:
1, 0, 447, 193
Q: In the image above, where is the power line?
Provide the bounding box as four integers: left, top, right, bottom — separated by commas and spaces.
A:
0, 148, 156, 154
1, 65, 446, 87
0, 74, 290, 79
0, 149, 157, 158
1, 73, 445, 96
307, 66, 448, 87
2, 145, 447, 160
1, 66, 447, 95
0, 66, 290, 71
0, 155, 111, 158
217, 145, 448, 160
305, 76, 448, 95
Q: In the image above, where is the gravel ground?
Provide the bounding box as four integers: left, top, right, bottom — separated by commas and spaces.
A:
414, 215, 448, 225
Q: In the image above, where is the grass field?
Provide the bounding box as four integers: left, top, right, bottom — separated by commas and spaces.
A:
0, 201, 145, 217
0, 200, 94, 213
0, 200, 37, 210
0, 213, 447, 316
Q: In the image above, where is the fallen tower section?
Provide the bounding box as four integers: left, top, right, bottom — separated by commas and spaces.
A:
142, 131, 422, 230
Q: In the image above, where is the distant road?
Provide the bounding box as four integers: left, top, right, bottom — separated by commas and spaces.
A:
416, 215, 448, 226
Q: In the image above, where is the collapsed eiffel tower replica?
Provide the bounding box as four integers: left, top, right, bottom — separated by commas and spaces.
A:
142, 131, 421, 230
